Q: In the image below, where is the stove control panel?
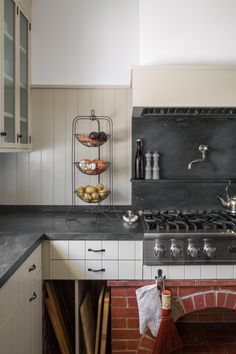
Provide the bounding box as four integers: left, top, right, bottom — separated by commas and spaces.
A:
144, 237, 236, 265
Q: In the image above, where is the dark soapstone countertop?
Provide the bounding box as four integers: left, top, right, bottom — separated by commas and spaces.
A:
0, 209, 143, 288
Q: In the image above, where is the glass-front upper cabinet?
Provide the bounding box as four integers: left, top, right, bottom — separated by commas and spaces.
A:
19, 10, 29, 145
1, 0, 31, 150
3, 0, 16, 145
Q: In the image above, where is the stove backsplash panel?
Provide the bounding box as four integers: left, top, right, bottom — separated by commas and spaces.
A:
132, 108, 236, 210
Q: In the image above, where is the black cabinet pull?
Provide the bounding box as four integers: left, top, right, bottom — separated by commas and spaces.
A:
88, 248, 105, 253
28, 264, 36, 272
17, 134, 23, 142
0, 132, 7, 136
29, 292, 37, 302
88, 268, 105, 273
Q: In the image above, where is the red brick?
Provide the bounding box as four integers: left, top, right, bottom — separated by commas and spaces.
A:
127, 281, 153, 287
128, 297, 137, 307
182, 297, 195, 313
205, 292, 216, 308
226, 281, 236, 286
217, 292, 226, 307
108, 281, 128, 287
113, 351, 136, 354
225, 293, 236, 309
112, 297, 128, 307
166, 280, 195, 287
137, 350, 152, 354
221, 286, 236, 292
112, 329, 141, 340
195, 280, 228, 286
139, 335, 156, 350
194, 294, 205, 310
112, 307, 139, 318
127, 318, 139, 328
180, 287, 210, 297
111, 287, 137, 297
112, 340, 128, 350
112, 318, 127, 328
127, 340, 140, 350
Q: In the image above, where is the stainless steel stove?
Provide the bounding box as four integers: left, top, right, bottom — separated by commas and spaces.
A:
142, 210, 236, 265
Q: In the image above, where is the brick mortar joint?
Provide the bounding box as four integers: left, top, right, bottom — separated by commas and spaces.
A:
178, 289, 236, 301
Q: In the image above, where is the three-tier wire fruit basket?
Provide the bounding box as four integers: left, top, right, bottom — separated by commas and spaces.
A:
71, 109, 113, 211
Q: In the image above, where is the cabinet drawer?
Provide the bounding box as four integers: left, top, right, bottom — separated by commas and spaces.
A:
69, 260, 86, 279
85, 241, 119, 260
119, 241, 135, 260
86, 260, 103, 279
102, 260, 119, 280
85, 241, 103, 260
102, 241, 118, 260
50, 241, 68, 260
50, 260, 69, 279
69, 241, 86, 259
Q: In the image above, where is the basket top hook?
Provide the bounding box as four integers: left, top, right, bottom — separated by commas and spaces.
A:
90, 109, 96, 120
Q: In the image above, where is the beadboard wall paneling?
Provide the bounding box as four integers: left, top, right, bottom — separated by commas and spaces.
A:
0, 87, 132, 205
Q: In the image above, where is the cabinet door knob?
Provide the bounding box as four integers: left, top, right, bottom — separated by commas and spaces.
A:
29, 292, 37, 302
0, 132, 7, 136
28, 264, 36, 272
88, 248, 105, 253
88, 268, 105, 272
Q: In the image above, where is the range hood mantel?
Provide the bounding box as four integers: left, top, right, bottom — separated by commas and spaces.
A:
132, 66, 236, 107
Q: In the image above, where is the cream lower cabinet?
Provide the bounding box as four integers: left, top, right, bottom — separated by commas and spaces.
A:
48, 240, 143, 280
0, 245, 42, 354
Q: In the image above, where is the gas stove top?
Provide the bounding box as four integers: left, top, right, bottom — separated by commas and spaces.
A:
141, 209, 236, 234
142, 209, 236, 265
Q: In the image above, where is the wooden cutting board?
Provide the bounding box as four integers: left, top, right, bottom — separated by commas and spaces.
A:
95, 286, 106, 354
80, 291, 96, 354
100, 287, 110, 354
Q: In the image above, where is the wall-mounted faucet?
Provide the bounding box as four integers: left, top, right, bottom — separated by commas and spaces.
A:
188, 145, 209, 170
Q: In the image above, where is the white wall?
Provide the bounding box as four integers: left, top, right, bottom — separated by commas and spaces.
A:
32, 0, 236, 86
139, 0, 236, 65
32, 0, 139, 85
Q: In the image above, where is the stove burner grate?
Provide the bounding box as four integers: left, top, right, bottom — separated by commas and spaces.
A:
142, 210, 236, 233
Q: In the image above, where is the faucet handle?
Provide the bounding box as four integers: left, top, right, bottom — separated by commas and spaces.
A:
199, 144, 209, 152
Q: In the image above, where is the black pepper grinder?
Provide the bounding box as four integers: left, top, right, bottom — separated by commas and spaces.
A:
134, 139, 145, 179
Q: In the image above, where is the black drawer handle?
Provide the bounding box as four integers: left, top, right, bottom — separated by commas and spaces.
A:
88, 248, 105, 253
29, 292, 37, 302
29, 264, 36, 272
88, 268, 105, 273
0, 132, 7, 136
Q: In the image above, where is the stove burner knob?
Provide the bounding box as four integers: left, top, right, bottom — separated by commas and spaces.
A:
187, 245, 200, 259
154, 243, 166, 259
203, 240, 216, 259
170, 244, 182, 258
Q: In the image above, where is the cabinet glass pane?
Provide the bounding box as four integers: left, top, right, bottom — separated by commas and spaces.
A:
4, 0, 15, 143
20, 12, 28, 144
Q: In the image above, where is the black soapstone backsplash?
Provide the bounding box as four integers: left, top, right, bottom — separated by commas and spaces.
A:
131, 108, 236, 210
